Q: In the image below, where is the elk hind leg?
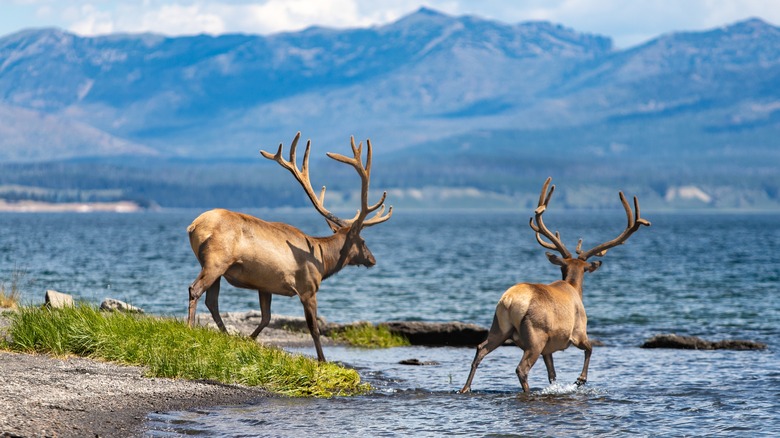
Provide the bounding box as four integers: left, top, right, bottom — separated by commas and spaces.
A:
250, 292, 273, 339
459, 314, 512, 394
204, 279, 227, 332
516, 348, 542, 393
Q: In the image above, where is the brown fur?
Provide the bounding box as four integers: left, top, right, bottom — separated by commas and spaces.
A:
187, 209, 375, 362
460, 177, 649, 393
460, 258, 598, 393
186, 133, 392, 363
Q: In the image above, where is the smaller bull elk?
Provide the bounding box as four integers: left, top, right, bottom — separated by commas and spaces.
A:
460, 177, 650, 393
187, 132, 392, 362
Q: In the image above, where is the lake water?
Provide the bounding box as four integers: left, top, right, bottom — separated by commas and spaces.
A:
1, 209, 778, 436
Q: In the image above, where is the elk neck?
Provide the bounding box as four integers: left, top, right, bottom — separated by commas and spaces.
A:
560, 262, 587, 297
311, 229, 351, 280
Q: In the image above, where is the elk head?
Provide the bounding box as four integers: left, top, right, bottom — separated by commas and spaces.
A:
530, 177, 651, 288
261, 132, 392, 270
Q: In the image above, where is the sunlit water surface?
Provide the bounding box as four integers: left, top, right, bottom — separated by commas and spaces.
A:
1, 210, 778, 436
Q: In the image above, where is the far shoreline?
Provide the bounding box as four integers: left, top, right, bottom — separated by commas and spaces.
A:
0, 199, 146, 213
2, 201, 780, 214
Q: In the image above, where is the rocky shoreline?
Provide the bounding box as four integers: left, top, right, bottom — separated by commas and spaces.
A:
0, 309, 491, 437
205, 310, 490, 347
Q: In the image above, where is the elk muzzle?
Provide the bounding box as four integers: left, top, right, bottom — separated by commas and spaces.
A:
357, 245, 377, 267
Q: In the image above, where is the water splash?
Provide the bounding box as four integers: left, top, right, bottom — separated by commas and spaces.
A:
537, 381, 606, 396
538, 381, 579, 395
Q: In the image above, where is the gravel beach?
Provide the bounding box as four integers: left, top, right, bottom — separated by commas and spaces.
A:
0, 351, 268, 437
0, 311, 325, 437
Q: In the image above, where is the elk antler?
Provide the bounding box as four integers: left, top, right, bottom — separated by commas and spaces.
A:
529, 177, 572, 258
326, 136, 393, 229
261, 132, 344, 229
576, 191, 651, 260
261, 132, 392, 230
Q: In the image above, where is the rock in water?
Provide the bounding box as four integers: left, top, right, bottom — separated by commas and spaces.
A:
399, 358, 440, 366
641, 334, 766, 350
381, 321, 488, 346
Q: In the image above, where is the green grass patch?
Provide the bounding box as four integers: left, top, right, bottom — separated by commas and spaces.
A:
330, 323, 410, 348
3, 304, 369, 397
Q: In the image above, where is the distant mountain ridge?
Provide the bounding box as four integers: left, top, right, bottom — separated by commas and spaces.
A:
0, 8, 614, 158
0, 8, 778, 209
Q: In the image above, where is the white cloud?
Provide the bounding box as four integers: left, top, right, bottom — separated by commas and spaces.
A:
8, 0, 52, 5
1, 0, 779, 45
59, 0, 410, 36
234, 0, 369, 33
135, 3, 226, 35
68, 4, 115, 35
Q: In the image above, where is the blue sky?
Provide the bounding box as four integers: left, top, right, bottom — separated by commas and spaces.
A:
1, 0, 778, 48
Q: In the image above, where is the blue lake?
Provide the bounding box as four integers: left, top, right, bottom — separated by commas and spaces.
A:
1, 209, 778, 436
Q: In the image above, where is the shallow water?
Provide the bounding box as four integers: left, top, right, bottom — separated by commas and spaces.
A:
1, 210, 778, 436
145, 345, 779, 437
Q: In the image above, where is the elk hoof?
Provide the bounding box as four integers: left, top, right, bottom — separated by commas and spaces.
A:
575, 378, 587, 387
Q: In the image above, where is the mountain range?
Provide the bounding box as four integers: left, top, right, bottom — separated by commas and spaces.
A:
0, 8, 778, 209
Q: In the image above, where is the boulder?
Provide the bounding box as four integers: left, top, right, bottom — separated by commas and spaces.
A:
100, 298, 144, 313
641, 334, 767, 350
711, 339, 768, 350
195, 311, 326, 334
44, 290, 74, 308
224, 311, 327, 332
381, 321, 488, 346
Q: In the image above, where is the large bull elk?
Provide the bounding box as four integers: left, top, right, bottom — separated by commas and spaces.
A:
460, 177, 650, 393
187, 132, 392, 362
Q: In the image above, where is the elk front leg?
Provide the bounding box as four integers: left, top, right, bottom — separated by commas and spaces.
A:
250, 291, 272, 339
542, 354, 557, 384
300, 294, 326, 362
574, 339, 593, 387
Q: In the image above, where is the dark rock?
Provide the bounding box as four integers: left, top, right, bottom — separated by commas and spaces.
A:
399, 358, 440, 366
641, 334, 767, 350
711, 339, 768, 350
381, 321, 488, 346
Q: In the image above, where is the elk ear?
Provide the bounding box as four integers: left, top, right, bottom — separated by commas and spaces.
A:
546, 252, 565, 266
325, 219, 340, 233
586, 260, 602, 273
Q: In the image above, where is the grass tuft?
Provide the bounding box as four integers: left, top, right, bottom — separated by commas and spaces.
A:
3, 304, 370, 397
0, 269, 25, 309
330, 322, 410, 348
